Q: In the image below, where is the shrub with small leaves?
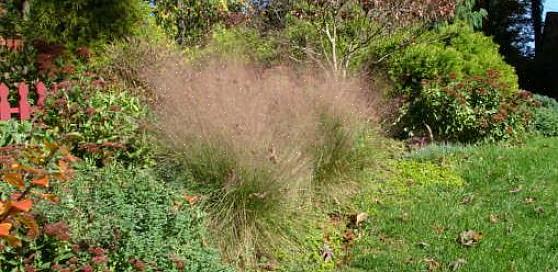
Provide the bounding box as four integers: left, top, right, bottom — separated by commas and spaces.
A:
36, 74, 149, 164
386, 24, 519, 95
532, 94, 558, 137
0, 143, 75, 253
392, 71, 534, 142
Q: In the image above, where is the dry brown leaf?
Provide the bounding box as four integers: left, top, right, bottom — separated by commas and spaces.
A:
356, 212, 368, 226
432, 224, 445, 234
321, 243, 334, 262
489, 214, 499, 224
343, 229, 356, 243
424, 258, 440, 271
509, 186, 523, 193
458, 230, 483, 247
417, 241, 430, 249
259, 260, 278, 271
524, 197, 535, 204
0, 202, 7, 216
449, 258, 467, 271
184, 194, 200, 206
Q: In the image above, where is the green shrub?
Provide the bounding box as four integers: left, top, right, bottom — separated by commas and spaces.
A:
0, 46, 40, 85
392, 72, 534, 142
149, 0, 242, 46
532, 94, 558, 137
36, 162, 232, 272
0, 120, 35, 146
37, 75, 149, 164
381, 24, 529, 142
24, 0, 150, 47
387, 24, 518, 95
92, 18, 175, 93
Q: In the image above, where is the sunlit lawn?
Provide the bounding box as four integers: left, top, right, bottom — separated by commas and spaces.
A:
348, 137, 558, 271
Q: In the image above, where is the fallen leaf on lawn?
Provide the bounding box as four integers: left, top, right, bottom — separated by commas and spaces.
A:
250, 191, 269, 199
524, 197, 535, 204
449, 258, 467, 271
356, 212, 368, 226
320, 243, 334, 262
379, 233, 388, 242
432, 224, 445, 234
399, 212, 410, 222
258, 260, 278, 271
328, 212, 343, 225
423, 258, 440, 271
0, 223, 12, 236
417, 241, 430, 249
183, 194, 200, 205
509, 186, 522, 193
458, 230, 483, 247
347, 212, 368, 228
343, 230, 356, 243
489, 214, 499, 224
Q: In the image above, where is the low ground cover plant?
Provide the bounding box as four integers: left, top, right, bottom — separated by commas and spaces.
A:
39, 162, 232, 272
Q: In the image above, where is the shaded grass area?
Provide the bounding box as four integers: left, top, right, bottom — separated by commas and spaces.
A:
349, 137, 558, 271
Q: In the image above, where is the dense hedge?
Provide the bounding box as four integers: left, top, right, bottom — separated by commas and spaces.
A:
533, 94, 558, 137
382, 24, 532, 142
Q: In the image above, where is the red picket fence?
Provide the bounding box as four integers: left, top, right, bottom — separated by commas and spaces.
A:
0, 82, 47, 121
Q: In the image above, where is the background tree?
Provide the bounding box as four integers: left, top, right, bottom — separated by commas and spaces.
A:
532, 0, 544, 54
284, 0, 457, 77
150, 0, 247, 46
477, 0, 549, 94
23, 0, 148, 47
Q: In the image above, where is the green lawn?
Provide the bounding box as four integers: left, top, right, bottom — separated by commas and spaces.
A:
348, 137, 558, 271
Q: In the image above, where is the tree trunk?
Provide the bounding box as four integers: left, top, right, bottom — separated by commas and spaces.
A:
532, 0, 543, 55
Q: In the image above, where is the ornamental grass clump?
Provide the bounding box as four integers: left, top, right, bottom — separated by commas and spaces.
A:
146, 59, 371, 265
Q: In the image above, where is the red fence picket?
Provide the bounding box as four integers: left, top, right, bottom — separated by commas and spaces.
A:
0, 82, 47, 121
